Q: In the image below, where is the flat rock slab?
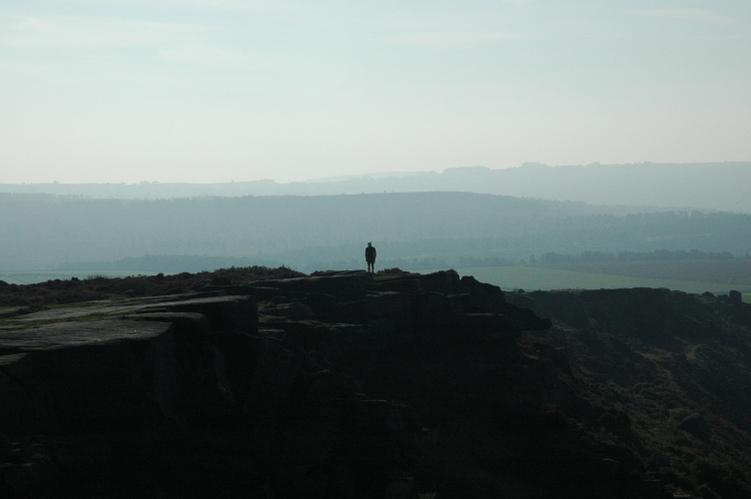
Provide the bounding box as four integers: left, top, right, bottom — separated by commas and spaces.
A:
14, 304, 148, 322
12, 294, 210, 322
7, 294, 256, 334
0, 320, 172, 353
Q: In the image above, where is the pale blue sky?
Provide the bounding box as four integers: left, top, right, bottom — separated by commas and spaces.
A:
2, 1, 749, 183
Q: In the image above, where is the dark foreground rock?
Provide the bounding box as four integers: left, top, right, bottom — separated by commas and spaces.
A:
507, 287, 751, 499
0, 271, 681, 498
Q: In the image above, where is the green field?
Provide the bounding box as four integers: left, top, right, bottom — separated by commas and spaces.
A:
418, 265, 751, 298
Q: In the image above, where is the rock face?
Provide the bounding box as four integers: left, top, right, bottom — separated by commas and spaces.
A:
0, 271, 676, 498
507, 287, 751, 499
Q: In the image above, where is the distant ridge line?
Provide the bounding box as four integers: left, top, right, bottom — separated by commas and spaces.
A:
1, 161, 749, 212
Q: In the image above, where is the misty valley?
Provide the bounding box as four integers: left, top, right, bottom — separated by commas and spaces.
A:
2, 164, 751, 498
1, 189, 750, 298
4, 0, 750, 490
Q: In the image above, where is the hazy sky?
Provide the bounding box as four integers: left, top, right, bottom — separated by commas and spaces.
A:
2, 1, 750, 184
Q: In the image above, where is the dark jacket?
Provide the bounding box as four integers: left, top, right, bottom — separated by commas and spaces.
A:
365, 245, 376, 262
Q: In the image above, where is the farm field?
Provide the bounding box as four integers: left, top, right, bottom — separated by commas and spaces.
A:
426, 265, 751, 298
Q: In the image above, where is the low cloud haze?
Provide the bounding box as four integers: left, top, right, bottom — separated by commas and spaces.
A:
2, 1, 750, 183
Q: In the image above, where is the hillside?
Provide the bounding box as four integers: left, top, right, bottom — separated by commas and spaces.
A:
2, 269, 751, 497
2, 192, 750, 273
1, 162, 749, 213
507, 287, 751, 498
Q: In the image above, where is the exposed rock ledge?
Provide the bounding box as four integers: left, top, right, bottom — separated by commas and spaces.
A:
0, 270, 668, 498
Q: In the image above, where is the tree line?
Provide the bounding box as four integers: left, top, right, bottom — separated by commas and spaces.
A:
532, 249, 739, 266
2, 192, 750, 272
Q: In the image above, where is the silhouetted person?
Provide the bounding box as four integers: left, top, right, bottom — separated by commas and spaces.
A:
365, 242, 377, 273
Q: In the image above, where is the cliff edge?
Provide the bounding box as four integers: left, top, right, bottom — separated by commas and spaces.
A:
4, 270, 740, 497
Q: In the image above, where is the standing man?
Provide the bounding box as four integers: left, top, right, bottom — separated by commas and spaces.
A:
365, 242, 377, 273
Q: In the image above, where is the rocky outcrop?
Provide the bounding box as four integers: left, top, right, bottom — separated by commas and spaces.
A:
507, 287, 751, 498
0, 271, 671, 498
